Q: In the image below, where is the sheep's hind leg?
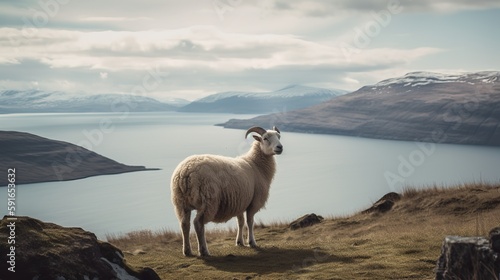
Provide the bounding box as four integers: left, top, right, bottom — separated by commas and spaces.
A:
246, 211, 258, 248
179, 208, 193, 257
236, 213, 245, 246
193, 212, 210, 256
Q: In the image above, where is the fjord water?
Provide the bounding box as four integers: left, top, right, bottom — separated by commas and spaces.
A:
1, 112, 499, 239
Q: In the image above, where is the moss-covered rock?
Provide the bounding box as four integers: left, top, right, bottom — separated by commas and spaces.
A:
0, 216, 160, 280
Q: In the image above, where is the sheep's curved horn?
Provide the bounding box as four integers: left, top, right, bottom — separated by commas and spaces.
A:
245, 126, 267, 138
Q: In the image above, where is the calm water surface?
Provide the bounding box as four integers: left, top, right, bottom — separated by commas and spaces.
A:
1, 112, 499, 239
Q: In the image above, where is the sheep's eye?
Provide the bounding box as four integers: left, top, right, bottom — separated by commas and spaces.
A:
263, 138, 269, 142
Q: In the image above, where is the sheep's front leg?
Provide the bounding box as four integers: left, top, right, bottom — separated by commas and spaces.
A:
236, 213, 245, 246
246, 211, 258, 248
193, 212, 210, 256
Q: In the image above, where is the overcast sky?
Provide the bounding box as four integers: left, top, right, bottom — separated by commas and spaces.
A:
1, 0, 499, 101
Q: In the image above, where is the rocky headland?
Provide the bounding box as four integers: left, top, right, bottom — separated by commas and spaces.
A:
0, 131, 157, 186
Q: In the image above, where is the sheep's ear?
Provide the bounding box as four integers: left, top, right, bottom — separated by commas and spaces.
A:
273, 126, 280, 134
253, 135, 262, 142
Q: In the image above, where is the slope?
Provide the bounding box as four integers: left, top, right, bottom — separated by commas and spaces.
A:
108, 182, 500, 279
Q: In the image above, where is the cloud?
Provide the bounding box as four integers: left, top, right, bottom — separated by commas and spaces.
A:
268, 0, 500, 17
0, 24, 444, 97
399, 0, 500, 13
99, 72, 108, 79
81, 16, 151, 22
0, 1, 496, 100
0, 26, 441, 70
343, 77, 360, 85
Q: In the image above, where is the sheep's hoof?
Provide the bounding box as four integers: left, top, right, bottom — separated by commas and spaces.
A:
236, 240, 245, 247
183, 251, 194, 257
249, 242, 258, 248
199, 250, 211, 257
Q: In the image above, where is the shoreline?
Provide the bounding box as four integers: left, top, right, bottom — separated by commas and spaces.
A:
1, 167, 162, 187
0, 130, 160, 187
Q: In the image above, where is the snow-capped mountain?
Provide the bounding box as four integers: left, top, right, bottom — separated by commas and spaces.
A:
179, 85, 347, 114
0, 90, 179, 113
197, 85, 344, 102
221, 71, 500, 147
371, 71, 499, 91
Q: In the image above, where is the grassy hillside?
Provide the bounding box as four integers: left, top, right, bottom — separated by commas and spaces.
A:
108, 183, 500, 279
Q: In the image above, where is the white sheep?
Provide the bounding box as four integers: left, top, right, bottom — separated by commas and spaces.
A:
170, 126, 283, 257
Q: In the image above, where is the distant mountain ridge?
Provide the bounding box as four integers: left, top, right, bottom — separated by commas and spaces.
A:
0, 86, 346, 115
0, 90, 184, 113
178, 85, 347, 114
374, 71, 498, 87
220, 71, 500, 147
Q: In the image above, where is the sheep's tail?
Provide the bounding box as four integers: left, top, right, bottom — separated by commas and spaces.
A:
171, 165, 197, 214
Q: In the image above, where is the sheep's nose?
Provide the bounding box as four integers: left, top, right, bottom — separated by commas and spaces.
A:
275, 145, 283, 154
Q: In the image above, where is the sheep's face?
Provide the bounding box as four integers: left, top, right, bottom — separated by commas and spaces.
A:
253, 128, 283, 156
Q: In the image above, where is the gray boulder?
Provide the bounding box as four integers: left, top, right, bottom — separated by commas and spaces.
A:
362, 192, 401, 214
289, 213, 324, 230
436, 228, 500, 280
0, 216, 160, 280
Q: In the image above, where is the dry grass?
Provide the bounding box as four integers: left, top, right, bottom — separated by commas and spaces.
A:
107, 182, 500, 280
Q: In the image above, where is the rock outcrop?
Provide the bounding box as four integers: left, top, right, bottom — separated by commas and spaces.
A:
435, 227, 500, 280
491, 227, 500, 253
362, 192, 401, 214
289, 213, 324, 230
0, 216, 160, 280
